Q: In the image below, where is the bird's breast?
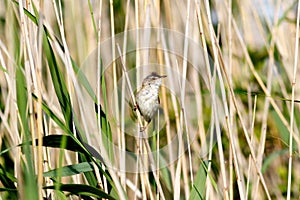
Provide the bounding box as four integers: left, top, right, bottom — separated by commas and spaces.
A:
136, 88, 160, 122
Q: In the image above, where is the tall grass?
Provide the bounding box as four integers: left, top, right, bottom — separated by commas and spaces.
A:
0, 0, 299, 199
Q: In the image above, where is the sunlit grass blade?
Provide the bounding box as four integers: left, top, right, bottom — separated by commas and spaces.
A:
43, 35, 73, 131
43, 162, 94, 177
16, 65, 38, 200
99, 73, 114, 160
71, 59, 97, 102
189, 160, 207, 200
32, 95, 103, 160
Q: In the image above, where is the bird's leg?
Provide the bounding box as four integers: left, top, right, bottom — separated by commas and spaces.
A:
133, 103, 148, 132
139, 121, 150, 133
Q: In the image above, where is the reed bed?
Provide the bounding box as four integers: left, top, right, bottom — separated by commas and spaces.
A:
0, 0, 299, 199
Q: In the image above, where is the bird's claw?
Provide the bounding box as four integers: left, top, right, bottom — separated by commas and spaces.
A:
133, 104, 138, 111
139, 126, 146, 132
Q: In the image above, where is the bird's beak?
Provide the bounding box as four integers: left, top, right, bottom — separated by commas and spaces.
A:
160, 75, 167, 78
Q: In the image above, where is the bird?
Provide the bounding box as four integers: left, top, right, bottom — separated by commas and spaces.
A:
134, 72, 167, 124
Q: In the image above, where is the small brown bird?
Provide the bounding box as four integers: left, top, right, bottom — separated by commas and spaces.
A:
135, 72, 167, 123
